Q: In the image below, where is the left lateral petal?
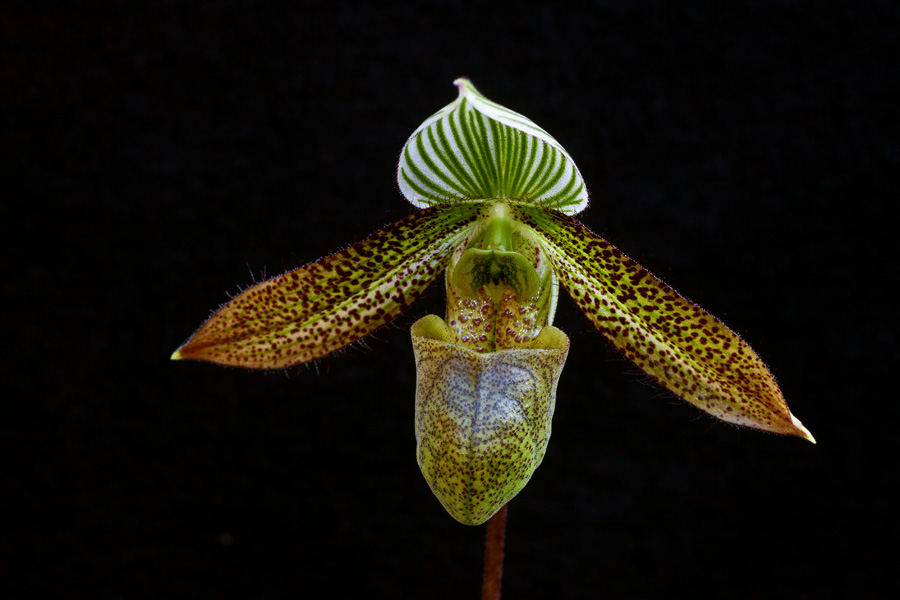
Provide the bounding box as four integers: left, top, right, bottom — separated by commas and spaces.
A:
173, 202, 482, 369
513, 203, 814, 442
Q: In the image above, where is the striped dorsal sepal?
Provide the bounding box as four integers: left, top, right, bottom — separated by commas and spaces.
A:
398, 78, 588, 214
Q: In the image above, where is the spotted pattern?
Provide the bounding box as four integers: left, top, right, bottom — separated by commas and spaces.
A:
411, 316, 569, 525
513, 203, 813, 441
174, 202, 482, 369
444, 287, 549, 354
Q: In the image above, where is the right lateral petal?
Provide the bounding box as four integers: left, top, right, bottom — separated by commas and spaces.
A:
514, 203, 814, 442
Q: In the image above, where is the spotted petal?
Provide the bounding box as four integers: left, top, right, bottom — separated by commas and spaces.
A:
513, 203, 814, 442
398, 79, 588, 214
172, 202, 482, 369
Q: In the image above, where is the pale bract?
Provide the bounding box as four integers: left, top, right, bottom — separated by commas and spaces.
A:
173, 79, 814, 526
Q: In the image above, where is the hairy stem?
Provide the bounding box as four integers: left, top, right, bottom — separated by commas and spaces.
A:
481, 504, 508, 600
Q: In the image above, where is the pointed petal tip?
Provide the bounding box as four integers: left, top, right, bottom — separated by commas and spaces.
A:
170, 348, 183, 361
453, 77, 473, 95
790, 413, 816, 444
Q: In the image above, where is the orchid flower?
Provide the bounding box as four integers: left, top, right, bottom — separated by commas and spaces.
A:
172, 79, 814, 526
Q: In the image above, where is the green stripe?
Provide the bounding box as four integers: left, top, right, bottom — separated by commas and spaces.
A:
397, 79, 588, 212
431, 123, 479, 194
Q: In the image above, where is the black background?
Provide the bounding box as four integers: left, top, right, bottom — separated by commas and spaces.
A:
5, 1, 898, 598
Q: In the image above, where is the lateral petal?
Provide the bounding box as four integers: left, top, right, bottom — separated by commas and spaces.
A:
513, 204, 814, 442
173, 202, 482, 369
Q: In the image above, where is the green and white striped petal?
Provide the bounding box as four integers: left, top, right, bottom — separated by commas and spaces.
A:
172, 202, 482, 370
512, 202, 815, 442
398, 79, 588, 214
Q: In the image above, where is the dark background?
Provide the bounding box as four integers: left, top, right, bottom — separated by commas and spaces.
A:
5, 1, 898, 598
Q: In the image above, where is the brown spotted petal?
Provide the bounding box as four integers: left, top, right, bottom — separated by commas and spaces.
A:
172, 202, 482, 369
513, 202, 814, 443
411, 314, 570, 525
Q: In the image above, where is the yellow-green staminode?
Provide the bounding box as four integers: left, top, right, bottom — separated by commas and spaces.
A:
173, 79, 814, 526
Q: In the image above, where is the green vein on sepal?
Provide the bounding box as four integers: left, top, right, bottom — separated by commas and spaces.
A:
398, 79, 589, 213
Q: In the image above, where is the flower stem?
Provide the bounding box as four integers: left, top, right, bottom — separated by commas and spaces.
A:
481, 504, 508, 600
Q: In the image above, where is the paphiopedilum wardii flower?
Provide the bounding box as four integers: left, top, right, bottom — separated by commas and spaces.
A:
173, 78, 815, 526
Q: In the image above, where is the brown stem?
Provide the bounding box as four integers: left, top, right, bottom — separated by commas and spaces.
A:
481, 504, 508, 600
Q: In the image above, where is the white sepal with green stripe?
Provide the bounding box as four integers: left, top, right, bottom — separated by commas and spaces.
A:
398, 79, 588, 214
